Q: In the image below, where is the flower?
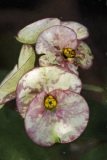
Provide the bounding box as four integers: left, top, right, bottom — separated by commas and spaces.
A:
0, 18, 91, 147
16, 66, 82, 117
16, 18, 88, 44
36, 25, 93, 71
16, 66, 89, 146
16, 18, 93, 72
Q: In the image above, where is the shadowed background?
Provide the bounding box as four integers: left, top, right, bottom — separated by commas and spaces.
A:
0, 0, 107, 160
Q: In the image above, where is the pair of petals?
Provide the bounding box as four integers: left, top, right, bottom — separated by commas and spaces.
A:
16, 66, 89, 146
17, 18, 93, 71
17, 18, 89, 44
25, 89, 89, 146
35, 25, 93, 70
16, 66, 82, 117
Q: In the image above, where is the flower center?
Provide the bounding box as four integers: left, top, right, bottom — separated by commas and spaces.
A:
44, 95, 57, 110
62, 48, 76, 59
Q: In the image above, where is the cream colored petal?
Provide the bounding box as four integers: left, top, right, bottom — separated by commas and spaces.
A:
16, 66, 82, 117
61, 21, 89, 40
16, 18, 61, 44
36, 25, 77, 55
77, 42, 94, 69
39, 54, 59, 67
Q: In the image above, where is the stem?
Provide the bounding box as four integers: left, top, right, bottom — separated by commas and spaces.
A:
83, 84, 104, 93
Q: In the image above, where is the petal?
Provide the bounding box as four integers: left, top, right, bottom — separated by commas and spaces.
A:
61, 62, 79, 75
16, 66, 82, 117
76, 42, 94, 69
52, 90, 89, 144
36, 25, 78, 55
25, 91, 55, 146
61, 21, 89, 40
39, 53, 79, 75
16, 18, 60, 44
25, 89, 89, 146
39, 54, 59, 67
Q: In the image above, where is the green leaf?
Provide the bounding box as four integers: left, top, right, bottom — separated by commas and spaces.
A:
0, 45, 36, 107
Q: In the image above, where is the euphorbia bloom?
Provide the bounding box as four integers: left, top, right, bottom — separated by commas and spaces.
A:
16, 18, 93, 71
16, 18, 88, 44
16, 66, 82, 117
25, 89, 89, 146
36, 25, 93, 71
16, 66, 89, 146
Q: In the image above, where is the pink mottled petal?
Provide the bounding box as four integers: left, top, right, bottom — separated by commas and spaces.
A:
25, 91, 55, 146
36, 25, 78, 55
39, 54, 79, 75
77, 42, 94, 69
51, 90, 89, 144
25, 89, 89, 146
16, 66, 81, 117
39, 54, 59, 67
16, 18, 61, 44
61, 21, 89, 40
63, 62, 79, 75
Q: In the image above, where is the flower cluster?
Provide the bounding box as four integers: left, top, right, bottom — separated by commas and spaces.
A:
0, 18, 93, 147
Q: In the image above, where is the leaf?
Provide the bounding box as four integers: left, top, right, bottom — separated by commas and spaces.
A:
1, 65, 18, 85
0, 45, 36, 107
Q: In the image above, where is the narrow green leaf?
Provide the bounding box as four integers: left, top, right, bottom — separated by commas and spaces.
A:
0, 44, 36, 107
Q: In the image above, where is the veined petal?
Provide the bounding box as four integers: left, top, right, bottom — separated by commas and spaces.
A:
25, 89, 89, 146
76, 42, 94, 69
16, 66, 81, 117
16, 18, 61, 44
61, 21, 89, 40
36, 25, 78, 55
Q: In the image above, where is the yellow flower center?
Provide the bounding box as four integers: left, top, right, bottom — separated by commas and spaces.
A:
62, 48, 76, 59
44, 95, 57, 110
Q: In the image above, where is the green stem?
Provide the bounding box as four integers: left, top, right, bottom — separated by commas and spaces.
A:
83, 84, 104, 93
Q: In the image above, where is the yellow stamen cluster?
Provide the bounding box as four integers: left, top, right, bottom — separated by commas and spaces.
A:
63, 48, 76, 59
44, 95, 57, 110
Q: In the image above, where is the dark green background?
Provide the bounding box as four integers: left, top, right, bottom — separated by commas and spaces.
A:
0, 0, 107, 159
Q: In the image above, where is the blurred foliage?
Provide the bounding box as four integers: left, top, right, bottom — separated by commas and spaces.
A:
80, 143, 107, 160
